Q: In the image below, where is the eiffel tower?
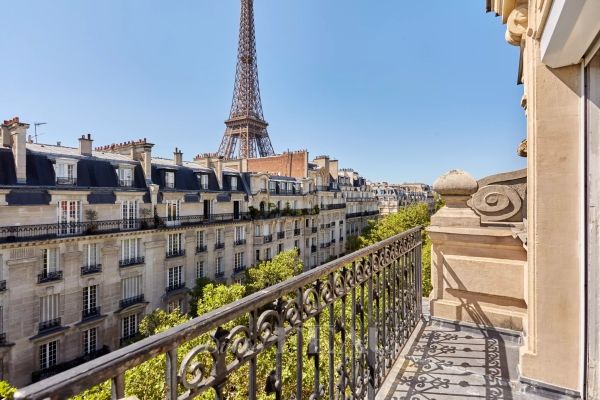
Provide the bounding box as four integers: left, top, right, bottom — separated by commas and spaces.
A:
217, 0, 275, 159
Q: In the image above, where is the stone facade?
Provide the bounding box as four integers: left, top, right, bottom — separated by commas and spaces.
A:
0, 126, 379, 387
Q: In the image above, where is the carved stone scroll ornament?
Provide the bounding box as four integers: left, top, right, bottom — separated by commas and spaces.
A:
468, 184, 522, 222
505, 0, 529, 46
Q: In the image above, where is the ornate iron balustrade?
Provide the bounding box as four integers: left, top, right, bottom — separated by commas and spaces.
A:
166, 249, 186, 258
233, 264, 247, 274
31, 346, 110, 383
214, 242, 225, 250
82, 307, 101, 320
166, 283, 186, 293
324, 203, 346, 210
311, 245, 317, 253
119, 257, 145, 268
37, 271, 63, 284
81, 264, 102, 276
277, 231, 285, 240
119, 294, 145, 310
15, 227, 422, 400
196, 245, 208, 253
234, 239, 247, 246
312, 226, 318, 233
264, 234, 273, 243
38, 318, 61, 332
294, 228, 301, 236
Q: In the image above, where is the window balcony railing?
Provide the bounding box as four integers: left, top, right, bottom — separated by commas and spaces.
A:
166, 249, 186, 258
320, 242, 332, 249
324, 203, 346, 210
332, 238, 336, 243
119, 178, 133, 187
119, 294, 145, 309
166, 282, 186, 293
233, 265, 247, 274
277, 231, 285, 240
80, 264, 102, 276
37, 270, 63, 284
0, 332, 6, 345
234, 239, 246, 246
215, 271, 225, 279
264, 234, 273, 243
311, 245, 317, 253
196, 244, 207, 253
14, 227, 423, 400
214, 242, 225, 250
39, 317, 61, 332
294, 228, 301, 236
0, 280, 5, 292
31, 345, 110, 383
56, 176, 77, 185
82, 307, 101, 320
120, 333, 141, 348
311, 226, 318, 233
119, 257, 145, 268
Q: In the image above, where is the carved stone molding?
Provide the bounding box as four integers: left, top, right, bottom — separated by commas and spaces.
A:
505, 0, 529, 46
467, 169, 526, 223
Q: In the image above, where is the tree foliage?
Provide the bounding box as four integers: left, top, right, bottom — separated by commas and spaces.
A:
245, 249, 303, 295
0, 380, 16, 400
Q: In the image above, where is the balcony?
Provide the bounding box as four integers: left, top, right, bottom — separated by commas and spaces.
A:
0, 332, 7, 345
320, 242, 331, 248
234, 238, 246, 246
39, 318, 61, 332
166, 249, 185, 258
214, 242, 225, 250
311, 245, 317, 253
0, 280, 5, 291
196, 244, 207, 253
166, 282, 186, 293
215, 271, 225, 279
81, 307, 101, 320
311, 226, 318, 233
80, 264, 102, 276
14, 228, 423, 399
119, 257, 144, 268
37, 270, 63, 284
56, 176, 77, 185
294, 228, 301, 236
31, 345, 110, 383
119, 294, 145, 309
263, 234, 273, 243
323, 203, 346, 210
233, 265, 247, 274
331, 238, 336, 243
120, 333, 141, 348
277, 231, 285, 240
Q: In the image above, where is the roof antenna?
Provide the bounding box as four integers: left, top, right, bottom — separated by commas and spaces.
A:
33, 122, 47, 143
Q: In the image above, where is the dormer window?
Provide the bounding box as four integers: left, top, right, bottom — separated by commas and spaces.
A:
198, 174, 209, 190
165, 171, 175, 189
231, 176, 238, 191
117, 166, 134, 187
54, 159, 77, 185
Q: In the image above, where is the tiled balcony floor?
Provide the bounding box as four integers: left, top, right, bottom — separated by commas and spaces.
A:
377, 304, 574, 400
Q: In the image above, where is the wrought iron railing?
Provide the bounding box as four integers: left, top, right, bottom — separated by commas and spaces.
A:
119, 257, 145, 268
38, 318, 61, 332
0, 213, 252, 244
324, 203, 346, 210
166, 249, 186, 258
234, 239, 247, 246
196, 245, 207, 253
166, 283, 186, 293
214, 242, 225, 250
0, 332, 6, 345
82, 307, 101, 320
233, 264, 247, 274
37, 271, 63, 284
81, 264, 102, 276
277, 231, 285, 240
294, 228, 301, 236
264, 234, 273, 243
15, 227, 422, 400
119, 294, 145, 309
0, 279, 6, 291
312, 226, 318, 233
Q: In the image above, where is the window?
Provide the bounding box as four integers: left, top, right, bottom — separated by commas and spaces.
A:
254, 225, 261, 236
82, 285, 98, 315
40, 294, 60, 323
118, 166, 134, 187
196, 260, 205, 278
199, 174, 209, 190
294, 220, 300, 229
83, 243, 99, 267
54, 161, 76, 185
235, 226, 245, 242
122, 275, 142, 300
121, 238, 142, 262
39, 340, 58, 370
255, 249, 260, 262
42, 248, 59, 275
57, 200, 81, 235
167, 299, 183, 313
168, 266, 183, 289
167, 233, 183, 256
294, 240, 299, 249
231, 176, 238, 191
234, 252, 244, 270
121, 200, 139, 230
82, 327, 97, 355
122, 314, 138, 339
278, 243, 283, 254
165, 171, 175, 188
216, 228, 224, 245
216, 257, 223, 275
166, 200, 180, 222
265, 248, 271, 260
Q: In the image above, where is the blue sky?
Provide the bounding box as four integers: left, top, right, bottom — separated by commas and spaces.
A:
0, 1, 525, 184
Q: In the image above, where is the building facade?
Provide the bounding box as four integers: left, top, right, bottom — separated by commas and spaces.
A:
0, 124, 378, 386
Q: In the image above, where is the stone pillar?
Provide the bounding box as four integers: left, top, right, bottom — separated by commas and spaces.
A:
428, 170, 527, 331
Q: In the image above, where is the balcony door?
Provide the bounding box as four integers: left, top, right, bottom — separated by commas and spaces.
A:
586, 47, 600, 399
233, 201, 240, 220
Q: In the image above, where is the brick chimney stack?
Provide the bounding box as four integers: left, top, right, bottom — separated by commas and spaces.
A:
174, 147, 183, 166
79, 134, 93, 156
2, 117, 29, 184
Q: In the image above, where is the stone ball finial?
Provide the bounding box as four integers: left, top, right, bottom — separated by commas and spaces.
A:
433, 170, 478, 196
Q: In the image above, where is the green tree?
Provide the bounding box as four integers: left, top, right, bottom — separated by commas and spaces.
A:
0, 380, 16, 400
189, 277, 215, 317
245, 249, 303, 295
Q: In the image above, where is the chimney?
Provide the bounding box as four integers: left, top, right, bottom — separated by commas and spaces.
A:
207, 156, 224, 189
2, 117, 29, 184
79, 134, 93, 156
174, 147, 183, 166
0, 125, 10, 147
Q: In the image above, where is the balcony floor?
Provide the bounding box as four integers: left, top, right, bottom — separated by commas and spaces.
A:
377, 303, 572, 400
